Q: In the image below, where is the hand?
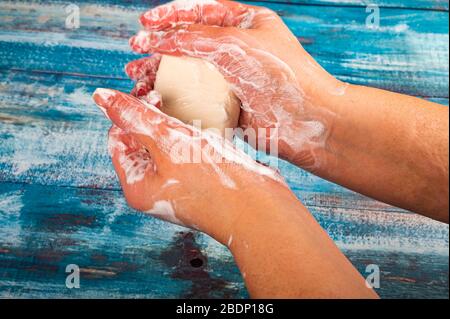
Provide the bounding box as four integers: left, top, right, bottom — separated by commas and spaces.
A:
92, 88, 379, 299
92, 87, 290, 245
128, 0, 346, 170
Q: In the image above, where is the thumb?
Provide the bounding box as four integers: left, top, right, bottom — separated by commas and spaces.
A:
93, 88, 187, 164
108, 125, 155, 185
108, 125, 164, 211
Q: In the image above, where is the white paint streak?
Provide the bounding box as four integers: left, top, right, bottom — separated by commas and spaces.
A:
318, 207, 449, 255
0, 191, 24, 246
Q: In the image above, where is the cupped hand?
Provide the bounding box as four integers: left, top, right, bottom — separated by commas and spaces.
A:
127, 0, 346, 169
92, 87, 289, 245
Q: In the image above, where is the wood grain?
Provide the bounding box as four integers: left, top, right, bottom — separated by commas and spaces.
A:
0, 0, 448, 298
0, 182, 447, 298
0, 1, 448, 97
42, 0, 450, 11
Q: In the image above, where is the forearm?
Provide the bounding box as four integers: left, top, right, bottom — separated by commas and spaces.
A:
296, 83, 449, 222
227, 188, 378, 298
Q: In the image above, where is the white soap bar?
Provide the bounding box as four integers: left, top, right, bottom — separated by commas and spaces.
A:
154, 55, 240, 136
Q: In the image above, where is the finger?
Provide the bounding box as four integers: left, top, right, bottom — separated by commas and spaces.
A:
130, 23, 252, 57
129, 25, 249, 73
130, 24, 301, 113
108, 125, 155, 185
139, 90, 162, 109
139, 0, 258, 30
125, 54, 162, 97
125, 54, 161, 81
129, 25, 261, 102
93, 88, 191, 159
108, 125, 163, 211
131, 78, 153, 97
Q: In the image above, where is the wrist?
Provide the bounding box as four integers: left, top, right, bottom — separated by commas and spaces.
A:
205, 180, 301, 247
290, 47, 346, 105
225, 183, 303, 246
277, 72, 348, 170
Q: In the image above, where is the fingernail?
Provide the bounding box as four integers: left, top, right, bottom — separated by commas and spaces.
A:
93, 88, 116, 119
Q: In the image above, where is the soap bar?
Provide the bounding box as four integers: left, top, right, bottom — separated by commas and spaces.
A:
154, 55, 240, 136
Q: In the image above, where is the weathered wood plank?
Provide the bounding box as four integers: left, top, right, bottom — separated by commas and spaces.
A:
0, 69, 366, 201
39, 0, 450, 11
0, 182, 447, 298
0, 182, 246, 298
1, 70, 447, 210
0, 1, 448, 97
256, 0, 450, 10
0, 70, 125, 189
0, 0, 448, 299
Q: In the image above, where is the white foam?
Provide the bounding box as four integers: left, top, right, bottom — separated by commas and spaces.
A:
227, 234, 233, 247
118, 148, 151, 185
146, 200, 183, 225
94, 88, 116, 100
170, 0, 217, 11
107, 133, 126, 157
162, 178, 180, 188
329, 82, 349, 96
237, 8, 255, 29
157, 33, 328, 171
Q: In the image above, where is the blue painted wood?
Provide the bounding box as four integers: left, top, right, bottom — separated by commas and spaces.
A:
254, 0, 450, 10
0, 182, 247, 298
0, 0, 448, 298
0, 69, 446, 205
0, 182, 447, 298
41, 0, 450, 11
0, 2, 448, 97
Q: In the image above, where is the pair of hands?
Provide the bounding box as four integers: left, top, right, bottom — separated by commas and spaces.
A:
93, 0, 339, 244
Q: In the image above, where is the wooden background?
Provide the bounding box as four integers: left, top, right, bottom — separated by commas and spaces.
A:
0, 0, 448, 298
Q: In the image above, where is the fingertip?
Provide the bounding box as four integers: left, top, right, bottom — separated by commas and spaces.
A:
93, 88, 116, 105
139, 12, 147, 28
129, 34, 142, 53
129, 35, 139, 52
126, 55, 162, 82
124, 60, 137, 79
124, 59, 146, 81
93, 88, 118, 119
130, 30, 153, 53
